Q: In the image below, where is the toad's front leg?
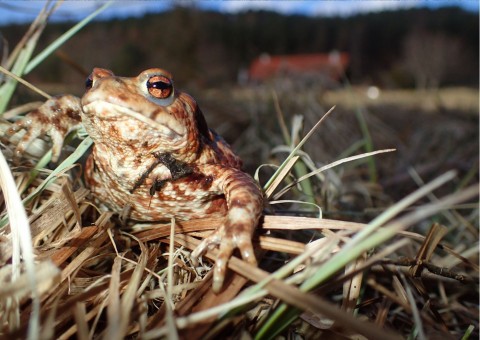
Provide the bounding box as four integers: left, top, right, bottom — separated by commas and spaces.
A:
6, 95, 83, 162
192, 165, 264, 293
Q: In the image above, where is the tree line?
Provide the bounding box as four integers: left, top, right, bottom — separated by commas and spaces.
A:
2, 6, 478, 88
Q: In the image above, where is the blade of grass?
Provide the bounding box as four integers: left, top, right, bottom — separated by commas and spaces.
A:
269, 200, 322, 218
4, 2, 58, 69
22, 130, 81, 194
287, 115, 316, 208
263, 106, 335, 192
274, 148, 395, 200
25, 1, 113, 74
402, 274, 426, 340
461, 325, 475, 340
166, 218, 179, 340
0, 27, 44, 113
0, 1, 58, 113
0, 65, 51, 100
23, 136, 93, 204
0, 150, 39, 340
105, 257, 122, 339
264, 155, 299, 198
341, 74, 377, 182
0, 136, 93, 229
271, 90, 290, 144
337, 139, 368, 159
355, 107, 376, 181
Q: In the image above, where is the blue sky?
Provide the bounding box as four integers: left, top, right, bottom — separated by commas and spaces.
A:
0, 0, 477, 25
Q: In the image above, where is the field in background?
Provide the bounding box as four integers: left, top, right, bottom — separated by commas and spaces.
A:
196, 84, 478, 211
323, 86, 478, 114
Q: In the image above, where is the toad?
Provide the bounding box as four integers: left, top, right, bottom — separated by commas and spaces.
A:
7, 68, 264, 292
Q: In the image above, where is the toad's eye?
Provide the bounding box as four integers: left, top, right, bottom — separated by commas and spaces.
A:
85, 74, 93, 90
146, 75, 173, 99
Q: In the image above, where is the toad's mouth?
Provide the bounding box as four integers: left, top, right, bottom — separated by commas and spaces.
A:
82, 101, 186, 141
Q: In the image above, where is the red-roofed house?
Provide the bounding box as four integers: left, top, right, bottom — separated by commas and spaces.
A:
248, 51, 349, 83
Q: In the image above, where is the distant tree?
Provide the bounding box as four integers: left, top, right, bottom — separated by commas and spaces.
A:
402, 30, 462, 89
2, 6, 476, 86
112, 43, 146, 74
148, 7, 200, 84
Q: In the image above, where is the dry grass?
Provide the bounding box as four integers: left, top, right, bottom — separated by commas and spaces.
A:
0, 3, 478, 339
0, 99, 478, 338
0, 166, 477, 338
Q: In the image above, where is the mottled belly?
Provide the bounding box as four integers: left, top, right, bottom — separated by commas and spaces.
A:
85, 154, 227, 221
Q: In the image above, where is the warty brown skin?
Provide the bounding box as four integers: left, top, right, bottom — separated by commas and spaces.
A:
8, 67, 264, 292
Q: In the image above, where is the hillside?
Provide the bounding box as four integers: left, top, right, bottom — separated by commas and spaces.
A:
1, 6, 477, 88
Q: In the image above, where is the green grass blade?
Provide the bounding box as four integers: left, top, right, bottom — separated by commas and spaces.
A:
0, 37, 39, 113
0, 137, 93, 229
0, 2, 56, 113
263, 106, 335, 192
24, 1, 114, 75
23, 136, 93, 205
22, 130, 80, 193
274, 149, 395, 200
354, 106, 377, 181
460, 325, 475, 340
340, 74, 377, 182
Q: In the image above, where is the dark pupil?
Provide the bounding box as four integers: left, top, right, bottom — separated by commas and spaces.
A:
148, 80, 170, 90
85, 77, 93, 89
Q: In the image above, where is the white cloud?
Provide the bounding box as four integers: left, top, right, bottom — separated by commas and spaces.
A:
313, 0, 420, 16
213, 1, 304, 14
212, 0, 421, 17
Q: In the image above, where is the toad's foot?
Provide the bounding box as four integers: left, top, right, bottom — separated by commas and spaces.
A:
191, 216, 257, 293
6, 95, 82, 162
